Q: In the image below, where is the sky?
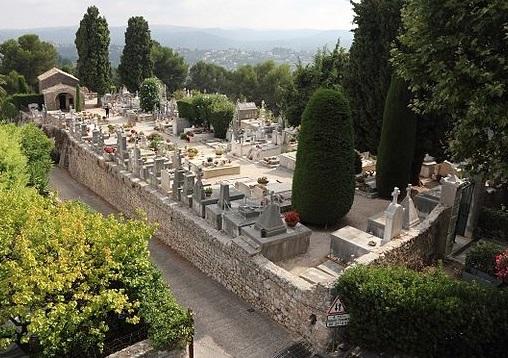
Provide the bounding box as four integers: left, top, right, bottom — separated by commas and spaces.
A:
0, 0, 354, 30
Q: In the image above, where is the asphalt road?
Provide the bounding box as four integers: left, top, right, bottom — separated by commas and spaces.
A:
49, 167, 296, 358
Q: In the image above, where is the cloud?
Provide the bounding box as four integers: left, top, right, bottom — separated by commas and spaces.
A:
0, 0, 353, 30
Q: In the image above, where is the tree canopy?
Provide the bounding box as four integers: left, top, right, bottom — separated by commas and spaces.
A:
392, 0, 508, 179
75, 6, 112, 99
292, 88, 355, 226
0, 34, 58, 90
118, 16, 153, 93
345, 0, 405, 153
152, 42, 188, 93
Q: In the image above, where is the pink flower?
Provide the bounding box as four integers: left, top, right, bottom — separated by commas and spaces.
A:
495, 250, 508, 282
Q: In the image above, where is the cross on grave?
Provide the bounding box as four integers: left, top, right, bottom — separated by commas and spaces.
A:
391, 187, 400, 204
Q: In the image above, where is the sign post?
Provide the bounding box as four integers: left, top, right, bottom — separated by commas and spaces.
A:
327, 296, 349, 351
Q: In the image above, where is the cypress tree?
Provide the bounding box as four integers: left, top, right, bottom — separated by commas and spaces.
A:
118, 17, 153, 93
75, 6, 112, 105
292, 88, 355, 226
375, 75, 416, 198
345, 0, 405, 154
75, 84, 82, 112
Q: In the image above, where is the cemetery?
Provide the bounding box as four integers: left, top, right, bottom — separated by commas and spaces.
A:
29, 81, 490, 351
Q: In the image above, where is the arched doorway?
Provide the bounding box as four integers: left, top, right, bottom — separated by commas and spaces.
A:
56, 93, 74, 111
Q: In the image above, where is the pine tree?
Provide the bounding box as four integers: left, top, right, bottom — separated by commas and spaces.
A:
375, 75, 416, 198
292, 88, 355, 226
345, 0, 405, 154
118, 17, 153, 93
75, 6, 112, 105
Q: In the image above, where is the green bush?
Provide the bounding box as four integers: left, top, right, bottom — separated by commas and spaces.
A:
335, 265, 508, 357
292, 88, 355, 226
176, 99, 195, 122
0, 125, 28, 189
139, 77, 161, 112
209, 97, 234, 139
376, 75, 417, 198
465, 240, 504, 275
476, 207, 508, 242
9, 93, 44, 110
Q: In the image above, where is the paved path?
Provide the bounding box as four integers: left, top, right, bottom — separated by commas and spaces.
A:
49, 167, 295, 358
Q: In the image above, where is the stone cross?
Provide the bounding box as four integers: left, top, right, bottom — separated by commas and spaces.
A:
382, 187, 404, 245
391, 187, 400, 204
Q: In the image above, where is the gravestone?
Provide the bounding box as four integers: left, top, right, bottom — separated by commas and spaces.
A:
401, 184, 420, 229
382, 187, 404, 245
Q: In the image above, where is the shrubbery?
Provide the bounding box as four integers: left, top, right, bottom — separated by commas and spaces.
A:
465, 240, 504, 275
176, 94, 234, 139
0, 123, 193, 356
292, 88, 355, 225
335, 265, 508, 357
476, 207, 508, 242
139, 77, 162, 112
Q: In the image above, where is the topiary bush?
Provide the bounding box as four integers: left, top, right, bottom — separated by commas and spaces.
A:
176, 99, 195, 122
292, 88, 355, 226
335, 265, 508, 357
375, 75, 417, 198
465, 240, 504, 275
139, 77, 161, 112
209, 97, 234, 139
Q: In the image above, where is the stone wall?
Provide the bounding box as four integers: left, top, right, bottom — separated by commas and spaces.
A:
46, 126, 333, 351
107, 340, 187, 358
354, 205, 452, 269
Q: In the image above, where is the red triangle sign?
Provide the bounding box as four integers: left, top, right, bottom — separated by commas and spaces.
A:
328, 296, 346, 315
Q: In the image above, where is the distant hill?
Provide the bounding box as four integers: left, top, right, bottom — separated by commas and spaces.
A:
0, 25, 353, 51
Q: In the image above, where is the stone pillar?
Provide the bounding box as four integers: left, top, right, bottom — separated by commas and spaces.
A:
382, 187, 404, 245
401, 184, 420, 229
440, 174, 463, 254
218, 183, 230, 210
464, 175, 484, 239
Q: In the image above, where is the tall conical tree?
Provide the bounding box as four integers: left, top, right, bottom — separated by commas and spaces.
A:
75, 6, 111, 106
345, 0, 405, 154
118, 17, 153, 93
375, 75, 417, 198
75, 84, 82, 112
292, 88, 355, 226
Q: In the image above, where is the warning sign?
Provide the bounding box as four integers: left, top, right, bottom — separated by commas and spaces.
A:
326, 297, 349, 328
328, 297, 346, 315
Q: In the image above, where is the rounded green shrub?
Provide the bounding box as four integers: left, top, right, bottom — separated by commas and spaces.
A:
375, 75, 416, 198
139, 77, 161, 112
292, 88, 355, 226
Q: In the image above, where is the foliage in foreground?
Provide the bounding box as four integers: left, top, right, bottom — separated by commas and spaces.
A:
0, 188, 192, 356
292, 88, 355, 225
335, 265, 508, 357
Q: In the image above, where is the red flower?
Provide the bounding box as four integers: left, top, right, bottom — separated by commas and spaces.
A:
104, 146, 115, 154
284, 211, 300, 227
495, 250, 508, 282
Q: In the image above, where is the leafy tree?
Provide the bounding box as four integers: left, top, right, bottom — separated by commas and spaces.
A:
283, 43, 349, 126
75, 6, 112, 104
345, 0, 405, 153
292, 88, 355, 226
208, 97, 235, 139
0, 70, 29, 95
392, 0, 508, 179
0, 34, 58, 89
187, 61, 231, 94
152, 42, 188, 93
118, 16, 153, 93
139, 77, 161, 112
376, 75, 416, 198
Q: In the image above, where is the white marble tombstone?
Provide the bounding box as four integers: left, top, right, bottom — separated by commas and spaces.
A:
382, 187, 404, 245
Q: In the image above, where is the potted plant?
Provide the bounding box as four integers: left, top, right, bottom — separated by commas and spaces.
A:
204, 187, 213, 197
463, 240, 504, 286
284, 211, 300, 228
257, 176, 269, 185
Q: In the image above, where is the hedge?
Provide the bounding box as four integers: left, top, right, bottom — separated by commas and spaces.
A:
375, 75, 417, 198
9, 93, 44, 110
176, 99, 196, 122
335, 265, 508, 357
292, 88, 355, 226
476, 207, 508, 242
465, 240, 504, 275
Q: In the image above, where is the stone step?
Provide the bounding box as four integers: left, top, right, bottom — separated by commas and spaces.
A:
299, 267, 336, 285
316, 260, 344, 278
